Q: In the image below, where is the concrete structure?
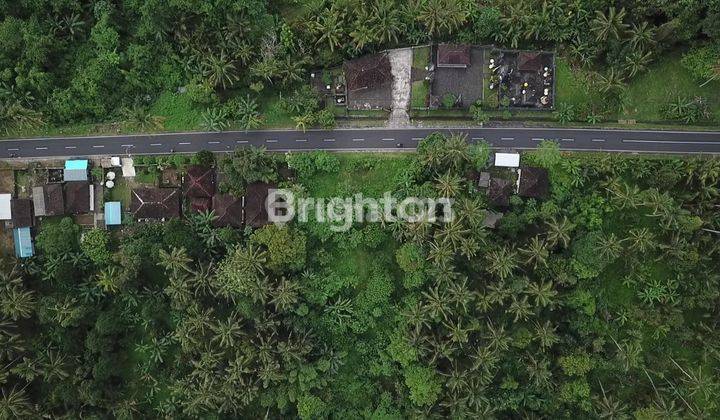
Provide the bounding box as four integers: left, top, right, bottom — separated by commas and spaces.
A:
0, 194, 11, 220
495, 152, 520, 168
64, 159, 89, 181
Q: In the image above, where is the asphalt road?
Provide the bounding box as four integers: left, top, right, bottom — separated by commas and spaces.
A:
1, 127, 720, 159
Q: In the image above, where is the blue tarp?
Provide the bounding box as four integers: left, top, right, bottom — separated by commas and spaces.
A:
13, 227, 33, 258
105, 201, 121, 225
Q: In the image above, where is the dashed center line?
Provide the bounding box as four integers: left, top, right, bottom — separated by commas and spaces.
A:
65, 146, 76, 149
92, 145, 104, 148
296, 139, 307, 142
179, 142, 191, 145
150, 143, 162, 146
7, 148, 19, 151
591, 138, 605, 142
501, 137, 515, 141
411, 137, 424, 141
236, 140, 248, 144
471, 137, 485, 141
208, 141, 220, 144
36, 147, 48, 150
623, 139, 719, 145
121, 144, 134, 147
562, 138, 575, 142
381, 138, 395, 141
323, 138, 335, 142
266, 139, 278, 143
531, 138, 544, 141
353, 138, 365, 142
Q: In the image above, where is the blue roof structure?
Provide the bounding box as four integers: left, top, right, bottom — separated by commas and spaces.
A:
104, 201, 122, 226
65, 160, 88, 170
13, 227, 33, 258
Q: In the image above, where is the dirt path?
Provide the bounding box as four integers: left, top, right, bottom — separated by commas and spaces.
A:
388, 48, 412, 127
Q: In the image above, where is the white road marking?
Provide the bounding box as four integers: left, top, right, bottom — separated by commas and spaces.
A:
531, 138, 544, 141
65, 146, 76, 149
7, 148, 19, 151
353, 138, 365, 142
562, 138, 575, 142
150, 143, 162, 146
266, 139, 278, 143
623, 139, 720, 145
236, 140, 248, 144
36, 147, 48, 150
382, 138, 395, 141
121, 144, 134, 147
208, 141, 220, 144
501, 137, 515, 141
296, 139, 307, 142
323, 138, 335, 142
92, 145, 104, 148
179, 142, 191, 145
591, 138, 605, 142
412, 137, 424, 141
471, 137, 485, 141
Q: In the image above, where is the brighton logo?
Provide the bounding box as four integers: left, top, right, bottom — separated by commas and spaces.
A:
266, 189, 454, 232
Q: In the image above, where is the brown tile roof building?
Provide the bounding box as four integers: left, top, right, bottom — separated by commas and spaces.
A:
189, 197, 211, 213
518, 52, 543, 72
11, 199, 33, 228
212, 194, 244, 228
184, 165, 216, 198
344, 53, 392, 91
244, 182, 275, 228
437, 44, 471, 68
518, 167, 550, 199
130, 188, 181, 220
64, 181, 91, 214
488, 178, 513, 207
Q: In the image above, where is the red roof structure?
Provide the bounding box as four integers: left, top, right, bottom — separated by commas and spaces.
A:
130, 188, 181, 220
244, 182, 275, 228
343, 53, 392, 91
184, 165, 216, 198
518, 167, 550, 199
189, 197, 212, 213
212, 194, 244, 228
488, 178, 513, 207
64, 181, 91, 215
518, 52, 543, 72
11, 199, 33, 228
437, 44, 471, 68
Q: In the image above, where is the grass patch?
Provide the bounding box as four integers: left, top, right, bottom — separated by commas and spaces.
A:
107, 176, 132, 211
555, 58, 595, 110
134, 170, 159, 186
150, 91, 203, 131
622, 52, 720, 122
412, 46, 431, 69
304, 153, 413, 198
411, 81, 429, 109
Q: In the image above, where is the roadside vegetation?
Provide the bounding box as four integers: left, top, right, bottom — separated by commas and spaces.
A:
1, 1, 719, 137
2, 140, 720, 417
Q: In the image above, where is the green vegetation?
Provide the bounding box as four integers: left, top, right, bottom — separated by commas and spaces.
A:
4, 142, 720, 417
412, 46, 431, 69
411, 81, 429, 108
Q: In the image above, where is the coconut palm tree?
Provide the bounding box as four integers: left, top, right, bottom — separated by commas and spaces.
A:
435, 172, 462, 198
485, 247, 518, 280
534, 320, 560, 350
314, 7, 345, 52
526, 281, 557, 309
596, 68, 626, 95
627, 22, 656, 52
608, 182, 642, 209
624, 50, 653, 78
597, 232, 623, 261
422, 286, 453, 321
0, 285, 35, 321
627, 228, 655, 253
202, 52, 238, 89
545, 216, 575, 248
0, 386, 32, 418
372, 0, 401, 44
520, 236, 549, 268
96, 266, 122, 294
508, 295, 533, 322
271, 278, 300, 312
443, 133, 470, 170
158, 247, 192, 275
591, 7, 628, 42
